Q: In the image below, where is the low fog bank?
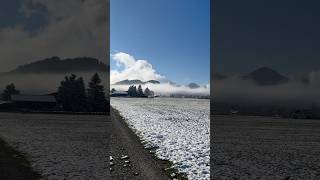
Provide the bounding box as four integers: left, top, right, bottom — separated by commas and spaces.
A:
213, 72, 320, 117
0, 72, 108, 95
111, 83, 210, 96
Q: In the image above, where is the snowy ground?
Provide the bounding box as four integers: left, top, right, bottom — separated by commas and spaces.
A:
111, 97, 210, 180
0, 113, 109, 180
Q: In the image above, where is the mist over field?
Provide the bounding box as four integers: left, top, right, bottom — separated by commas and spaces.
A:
0, 72, 108, 94
214, 71, 320, 109
111, 83, 210, 96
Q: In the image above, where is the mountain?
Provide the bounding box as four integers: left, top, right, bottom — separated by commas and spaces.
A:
7, 56, 108, 74
243, 67, 289, 85
114, 79, 204, 89
187, 83, 200, 89
114, 79, 144, 85
146, 80, 160, 84
114, 79, 160, 85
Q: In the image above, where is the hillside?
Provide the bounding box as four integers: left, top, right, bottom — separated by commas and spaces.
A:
7, 57, 108, 74
243, 67, 289, 85
114, 79, 160, 85
187, 83, 200, 89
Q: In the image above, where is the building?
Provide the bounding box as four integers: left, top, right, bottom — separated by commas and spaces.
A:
110, 91, 129, 97
0, 101, 14, 111
0, 94, 58, 112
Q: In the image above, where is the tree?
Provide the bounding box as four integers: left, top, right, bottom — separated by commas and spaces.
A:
76, 77, 88, 111
87, 73, 107, 112
128, 86, 133, 96
128, 85, 137, 97
1, 83, 20, 101
144, 87, 151, 97
57, 74, 87, 111
137, 85, 144, 97
111, 88, 116, 93
132, 86, 137, 97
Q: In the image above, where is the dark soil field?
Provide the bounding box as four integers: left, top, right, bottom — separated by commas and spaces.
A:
212, 115, 320, 180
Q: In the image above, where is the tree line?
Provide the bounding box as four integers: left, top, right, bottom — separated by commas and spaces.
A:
111, 85, 154, 97
127, 85, 154, 97
1, 73, 107, 112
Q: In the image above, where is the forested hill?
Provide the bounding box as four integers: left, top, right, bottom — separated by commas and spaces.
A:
7, 56, 108, 74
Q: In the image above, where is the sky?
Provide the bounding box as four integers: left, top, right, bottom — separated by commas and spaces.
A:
214, 0, 320, 76
0, 0, 108, 72
110, 0, 210, 85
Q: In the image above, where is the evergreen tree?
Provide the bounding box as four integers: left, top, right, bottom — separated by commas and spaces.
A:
111, 88, 116, 93
1, 83, 20, 101
137, 85, 144, 97
57, 74, 87, 111
132, 86, 137, 97
144, 87, 151, 97
87, 73, 107, 112
128, 85, 137, 97
76, 77, 88, 111
128, 86, 133, 96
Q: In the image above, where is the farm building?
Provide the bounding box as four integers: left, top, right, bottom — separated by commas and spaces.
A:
110, 91, 129, 97
0, 94, 58, 111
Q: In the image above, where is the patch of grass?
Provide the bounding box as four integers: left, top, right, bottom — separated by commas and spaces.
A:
0, 138, 41, 180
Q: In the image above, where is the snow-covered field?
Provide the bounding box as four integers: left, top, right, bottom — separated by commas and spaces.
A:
111, 97, 210, 179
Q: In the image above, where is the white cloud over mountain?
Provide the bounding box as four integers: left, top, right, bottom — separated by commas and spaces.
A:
111, 52, 210, 96
111, 52, 165, 84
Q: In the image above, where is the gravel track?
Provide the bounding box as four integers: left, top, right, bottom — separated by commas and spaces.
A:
109, 107, 170, 180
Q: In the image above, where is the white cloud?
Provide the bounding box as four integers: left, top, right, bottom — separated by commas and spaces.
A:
110, 52, 210, 96
111, 52, 165, 84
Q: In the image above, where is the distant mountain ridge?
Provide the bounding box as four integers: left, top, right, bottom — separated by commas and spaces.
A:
6, 56, 108, 74
187, 83, 200, 89
243, 67, 289, 85
114, 79, 204, 89
114, 79, 160, 85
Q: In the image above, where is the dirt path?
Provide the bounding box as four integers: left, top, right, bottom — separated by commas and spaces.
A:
109, 107, 170, 180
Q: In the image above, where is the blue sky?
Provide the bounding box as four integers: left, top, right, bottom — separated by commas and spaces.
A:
110, 0, 210, 85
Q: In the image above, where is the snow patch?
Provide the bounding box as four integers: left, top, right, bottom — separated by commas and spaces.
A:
111, 97, 210, 179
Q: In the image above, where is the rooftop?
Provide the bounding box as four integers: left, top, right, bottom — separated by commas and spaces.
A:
11, 95, 57, 103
